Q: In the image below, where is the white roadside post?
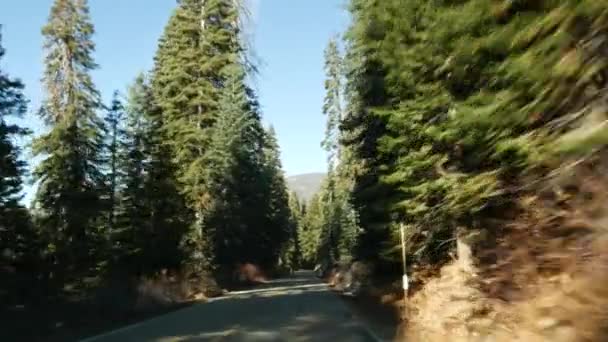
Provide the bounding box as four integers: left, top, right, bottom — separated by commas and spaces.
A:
400, 223, 409, 320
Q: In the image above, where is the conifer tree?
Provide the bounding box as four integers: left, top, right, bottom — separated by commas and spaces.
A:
0, 29, 33, 268
260, 126, 291, 267
299, 193, 324, 267
338, 0, 608, 268
152, 0, 291, 272
33, 0, 105, 277
115, 74, 149, 255
153, 0, 242, 193
315, 37, 360, 264
0, 30, 27, 212
283, 191, 303, 270
104, 75, 155, 270
191, 65, 254, 270
322, 37, 344, 169
152, 0, 246, 271
103, 91, 125, 234
140, 75, 192, 273
340, 0, 393, 262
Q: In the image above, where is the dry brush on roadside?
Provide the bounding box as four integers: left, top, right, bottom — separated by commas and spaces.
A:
402, 153, 608, 342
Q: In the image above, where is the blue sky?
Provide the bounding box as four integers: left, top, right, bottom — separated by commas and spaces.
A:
1, 0, 349, 196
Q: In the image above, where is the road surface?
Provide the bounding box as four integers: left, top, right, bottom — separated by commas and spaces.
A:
82, 271, 380, 342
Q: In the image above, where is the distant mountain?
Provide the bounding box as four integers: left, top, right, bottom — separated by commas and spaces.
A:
286, 172, 326, 202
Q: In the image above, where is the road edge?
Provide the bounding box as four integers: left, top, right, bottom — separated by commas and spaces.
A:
330, 291, 387, 342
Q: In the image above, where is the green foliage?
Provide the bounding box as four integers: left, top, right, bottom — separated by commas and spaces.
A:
33, 0, 106, 277
338, 0, 608, 267
0, 29, 35, 269
111, 73, 192, 274
258, 126, 291, 268
299, 193, 323, 266
2, 0, 297, 300
341, 0, 394, 262
153, 0, 242, 198
302, 173, 360, 266
153, 0, 230, 271
152, 0, 290, 273
115, 75, 150, 253
300, 37, 362, 267
0, 30, 27, 210
192, 65, 257, 270
102, 91, 125, 235
282, 191, 303, 270
322, 37, 343, 167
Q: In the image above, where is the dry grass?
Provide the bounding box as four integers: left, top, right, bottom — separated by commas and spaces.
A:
233, 263, 268, 284
401, 155, 608, 341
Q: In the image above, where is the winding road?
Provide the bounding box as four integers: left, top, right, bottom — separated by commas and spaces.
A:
82, 271, 380, 342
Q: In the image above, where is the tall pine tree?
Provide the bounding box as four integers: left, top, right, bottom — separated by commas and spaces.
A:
152, 0, 289, 273
322, 37, 344, 169
283, 191, 303, 270
33, 0, 105, 278
193, 65, 254, 270
113, 74, 150, 267
134, 73, 192, 274
337, 0, 608, 268
152, 0, 245, 271
103, 91, 125, 236
0, 29, 33, 270
260, 126, 291, 268
341, 0, 394, 263
310, 37, 360, 265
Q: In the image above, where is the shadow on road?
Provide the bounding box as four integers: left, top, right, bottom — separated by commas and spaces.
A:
83, 271, 379, 342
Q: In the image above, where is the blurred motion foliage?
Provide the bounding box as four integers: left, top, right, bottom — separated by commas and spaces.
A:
333, 0, 608, 266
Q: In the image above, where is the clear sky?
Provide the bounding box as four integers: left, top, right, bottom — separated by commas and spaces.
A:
0, 0, 349, 196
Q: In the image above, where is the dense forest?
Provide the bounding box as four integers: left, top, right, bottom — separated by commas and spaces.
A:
2, 0, 608, 340
297, 0, 608, 271
0, 0, 294, 306
294, 0, 608, 339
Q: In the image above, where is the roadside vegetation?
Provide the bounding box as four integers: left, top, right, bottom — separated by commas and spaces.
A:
1, 0, 295, 340
2, 0, 608, 341
296, 1, 608, 341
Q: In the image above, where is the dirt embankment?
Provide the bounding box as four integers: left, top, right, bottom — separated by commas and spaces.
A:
402, 155, 608, 341
326, 154, 608, 342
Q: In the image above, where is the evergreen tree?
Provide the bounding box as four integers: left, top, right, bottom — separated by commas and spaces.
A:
152, 0, 289, 273
152, 0, 245, 271
341, 0, 393, 263
312, 37, 361, 265
139, 74, 192, 274
103, 91, 125, 235
153, 0, 242, 195
338, 0, 608, 268
283, 191, 303, 270
260, 126, 291, 268
192, 65, 254, 270
299, 193, 324, 267
315, 176, 339, 264
111, 75, 150, 269
0, 29, 33, 269
322, 37, 344, 169
33, 0, 105, 278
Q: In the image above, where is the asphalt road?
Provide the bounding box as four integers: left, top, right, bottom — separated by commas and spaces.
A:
81, 271, 380, 342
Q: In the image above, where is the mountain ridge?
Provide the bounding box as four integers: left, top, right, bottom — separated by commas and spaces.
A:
286, 172, 325, 202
